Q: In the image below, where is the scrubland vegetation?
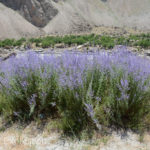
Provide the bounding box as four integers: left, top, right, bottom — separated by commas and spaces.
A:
0, 33, 150, 49
0, 47, 150, 136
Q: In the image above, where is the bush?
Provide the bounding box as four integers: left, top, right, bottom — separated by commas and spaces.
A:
0, 42, 2, 47
0, 47, 150, 135
135, 39, 150, 48
13, 38, 26, 47
1, 33, 150, 49
129, 35, 140, 41
58, 86, 89, 134
0, 52, 59, 120
104, 70, 149, 129
29, 38, 42, 44
41, 40, 51, 48
100, 36, 115, 49
116, 37, 127, 45
0, 39, 15, 47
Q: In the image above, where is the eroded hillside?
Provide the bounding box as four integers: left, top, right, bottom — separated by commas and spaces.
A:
0, 0, 150, 39
0, 0, 58, 27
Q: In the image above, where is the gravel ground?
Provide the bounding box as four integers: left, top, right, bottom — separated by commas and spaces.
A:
0, 122, 150, 150
0, 45, 150, 59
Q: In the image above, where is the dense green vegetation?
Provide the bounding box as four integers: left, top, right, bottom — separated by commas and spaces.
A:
0, 33, 150, 49
0, 38, 26, 48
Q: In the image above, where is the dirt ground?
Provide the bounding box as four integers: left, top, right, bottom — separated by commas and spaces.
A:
0, 121, 150, 150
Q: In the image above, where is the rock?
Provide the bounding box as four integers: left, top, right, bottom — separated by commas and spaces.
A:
55, 43, 65, 48
144, 50, 150, 57
128, 47, 138, 52
3, 52, 17, 61
0, 0, 58, 27
77, 43, 89, 49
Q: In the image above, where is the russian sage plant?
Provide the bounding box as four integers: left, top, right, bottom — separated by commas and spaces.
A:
0, 47, 150, 133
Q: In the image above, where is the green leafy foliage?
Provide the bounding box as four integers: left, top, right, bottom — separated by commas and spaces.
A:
0, 33, 150, 49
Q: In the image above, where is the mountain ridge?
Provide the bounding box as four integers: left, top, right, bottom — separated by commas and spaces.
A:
0, 0, 150, 39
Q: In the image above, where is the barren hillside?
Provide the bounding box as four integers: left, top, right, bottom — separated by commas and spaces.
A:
0, 3, 42, 39
0, 0, 150, 39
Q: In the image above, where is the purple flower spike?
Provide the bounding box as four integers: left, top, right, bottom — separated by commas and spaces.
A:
28, 94, 37, 106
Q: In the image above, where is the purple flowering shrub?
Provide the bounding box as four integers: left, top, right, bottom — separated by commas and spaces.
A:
108, 72, 150, 129
0, 47, 150, 134
0, 52, 59, 120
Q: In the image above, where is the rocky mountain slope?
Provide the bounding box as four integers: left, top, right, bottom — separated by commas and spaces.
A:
0, 3, 42, 39
0, 0, 150, 39
0, 0, 58, 27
